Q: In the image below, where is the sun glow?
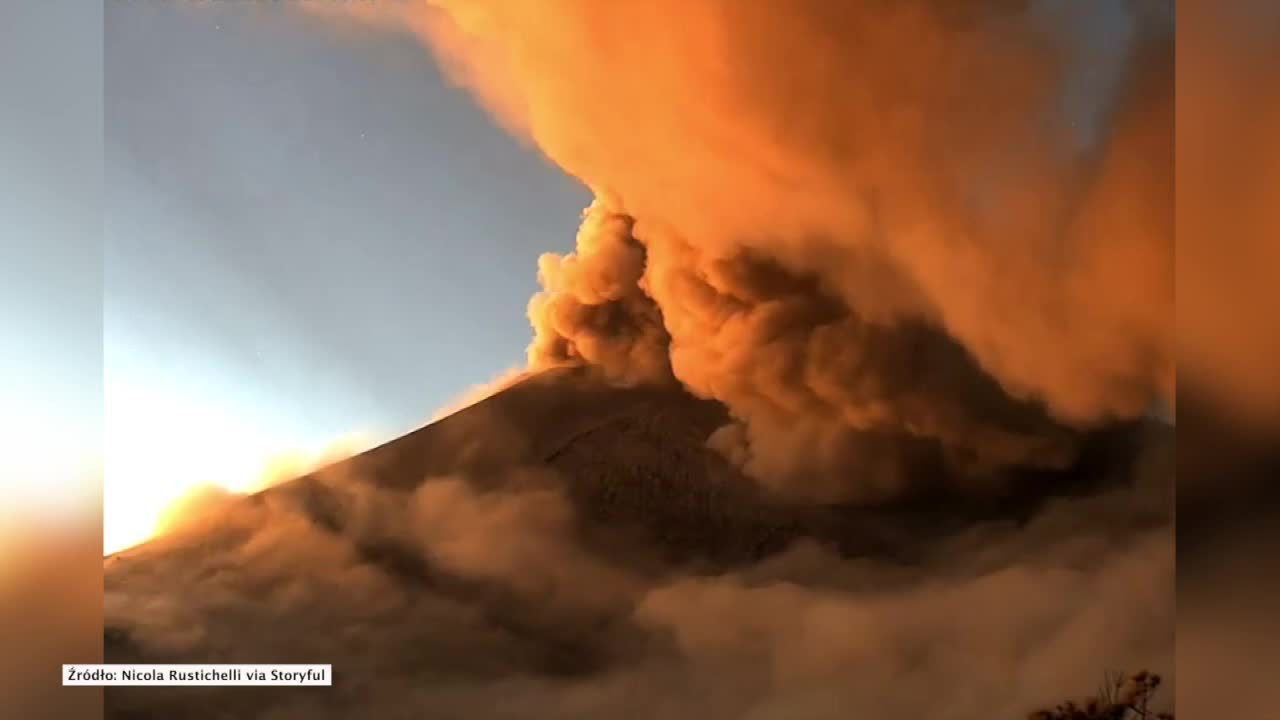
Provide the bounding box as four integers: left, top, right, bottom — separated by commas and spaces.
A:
104, 377, 368, 556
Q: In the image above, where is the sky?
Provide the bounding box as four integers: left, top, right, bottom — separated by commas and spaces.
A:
103, 2, 588, 552
0, 1, 102, 520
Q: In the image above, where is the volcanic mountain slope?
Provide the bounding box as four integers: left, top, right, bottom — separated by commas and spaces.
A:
104, 367, 1174, 720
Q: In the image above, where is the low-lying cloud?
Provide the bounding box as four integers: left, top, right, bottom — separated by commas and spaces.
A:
106, 426, 1174, 718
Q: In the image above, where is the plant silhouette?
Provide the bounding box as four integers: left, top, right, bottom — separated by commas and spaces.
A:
1029, 671, 1172, 720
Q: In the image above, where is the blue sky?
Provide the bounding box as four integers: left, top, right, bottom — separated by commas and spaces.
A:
1, 1, 103, 520
106, 3, 588, 443
102, 2, 588, 550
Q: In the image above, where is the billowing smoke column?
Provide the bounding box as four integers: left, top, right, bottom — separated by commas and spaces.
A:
530, 201, 1084, 500
402, 0, 1175, 498
527, 205, 673, 388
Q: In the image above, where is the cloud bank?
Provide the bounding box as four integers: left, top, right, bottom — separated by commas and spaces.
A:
106, 425, 1174, 719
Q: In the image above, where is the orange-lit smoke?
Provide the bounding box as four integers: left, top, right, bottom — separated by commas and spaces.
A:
407, 2, 1170, 406
357, 1, 1175, 498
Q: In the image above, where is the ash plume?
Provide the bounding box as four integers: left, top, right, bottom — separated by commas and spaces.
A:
367, 0, 1177, 497
527, 204, 672, 388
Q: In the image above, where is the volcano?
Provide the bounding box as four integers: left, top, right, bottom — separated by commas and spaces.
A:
103, 367, 1173, 720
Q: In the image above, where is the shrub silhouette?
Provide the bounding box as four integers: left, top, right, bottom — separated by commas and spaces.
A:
1029, 671, 1172, 720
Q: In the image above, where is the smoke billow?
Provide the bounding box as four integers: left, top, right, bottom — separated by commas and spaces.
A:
366, 0, 1176, 497
527, 204, 672, 388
